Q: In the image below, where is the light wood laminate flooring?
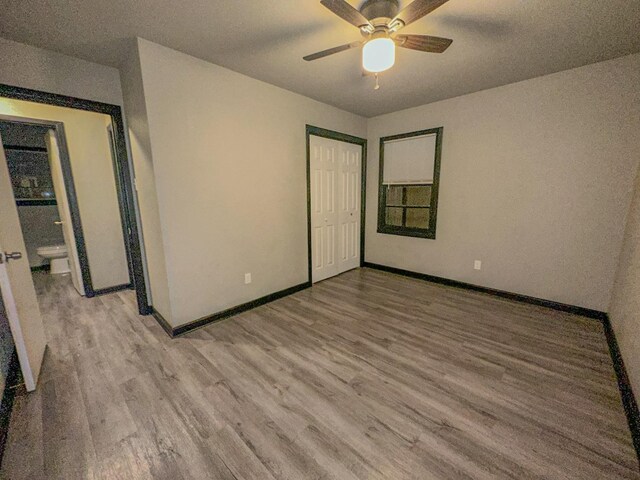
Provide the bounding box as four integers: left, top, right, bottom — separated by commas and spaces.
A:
1, 268, 637, 479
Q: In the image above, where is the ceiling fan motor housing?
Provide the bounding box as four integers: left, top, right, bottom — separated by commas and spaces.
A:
360, 0, 400, 24
303, 0, 453, 65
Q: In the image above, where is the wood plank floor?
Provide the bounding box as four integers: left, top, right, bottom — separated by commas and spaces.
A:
1, 268, 638, 479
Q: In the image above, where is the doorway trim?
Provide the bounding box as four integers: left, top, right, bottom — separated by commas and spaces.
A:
107, 123, 136, 288
0, 83, 150, 315
305, 125, 367, 283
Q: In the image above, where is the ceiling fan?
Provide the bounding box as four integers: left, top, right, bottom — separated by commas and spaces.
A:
304, 0, 453, 84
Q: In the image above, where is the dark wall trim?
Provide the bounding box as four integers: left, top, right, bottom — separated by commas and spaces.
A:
305, 125, 367, 283
15, 199, 57, 207
151, 308, 174, 338
106, 123, 136, 288
0, 83, 150, 315
153, 281, 311, 338
0, 350, 21, 467
603, 316, 640, 467
3, 145, 47, 152
363, 262, 607, 320
30, 264, 50, 272
92, 283, 132, 296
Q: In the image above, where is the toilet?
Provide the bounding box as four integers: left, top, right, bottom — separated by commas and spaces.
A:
36, 244, 70, 275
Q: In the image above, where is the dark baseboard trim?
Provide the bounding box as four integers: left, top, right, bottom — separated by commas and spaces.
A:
151, 308, 174, 338
30, 264, 50, 273
363, 262, 607, 320
91, 283, 132, 296
173, 282, 311, 337
603, 316, 640, 468
3, 145, 48, 153
16, 199, 57, 207
152, 281, 311, 338
0, 350, 21, 468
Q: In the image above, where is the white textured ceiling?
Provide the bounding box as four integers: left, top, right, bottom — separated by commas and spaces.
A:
1, 0, 639, 117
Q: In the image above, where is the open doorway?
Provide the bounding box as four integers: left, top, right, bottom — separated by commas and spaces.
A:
0, 84, 148, 312
0, 84, 149, 394
0, 117, 133, 297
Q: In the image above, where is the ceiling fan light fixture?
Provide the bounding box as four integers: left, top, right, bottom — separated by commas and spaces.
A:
362, 37, 395, 73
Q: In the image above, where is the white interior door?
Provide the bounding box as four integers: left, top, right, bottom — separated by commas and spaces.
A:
310, 135, 361, 283
338, 141, 361, 273
46, 130, 84, 296
0, 136, 47, 391
310, 136, 339, 282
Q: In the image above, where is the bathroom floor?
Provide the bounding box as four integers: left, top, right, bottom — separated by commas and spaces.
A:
1, 269, 638, 479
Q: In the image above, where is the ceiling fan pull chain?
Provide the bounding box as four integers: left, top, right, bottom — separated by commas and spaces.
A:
375, 73, 380, 90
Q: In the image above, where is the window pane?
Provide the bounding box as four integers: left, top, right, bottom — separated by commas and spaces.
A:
405, 208, 429, 229
385, 185, 403, 206
385, 207, 403, 226
383, 134, 436, 184
405, 185, 431, 206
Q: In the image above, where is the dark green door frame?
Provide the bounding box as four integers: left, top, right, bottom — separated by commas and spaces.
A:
305, 125, 367, 283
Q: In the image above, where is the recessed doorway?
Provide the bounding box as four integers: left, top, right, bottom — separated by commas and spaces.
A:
0, 83, 149, 394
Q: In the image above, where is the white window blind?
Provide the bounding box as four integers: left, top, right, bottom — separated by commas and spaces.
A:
382, 133, 436, 185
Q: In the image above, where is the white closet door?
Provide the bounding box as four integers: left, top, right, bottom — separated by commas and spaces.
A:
310, 136, 339, 282
338, 142, 361, 273
310, 135, 361, 283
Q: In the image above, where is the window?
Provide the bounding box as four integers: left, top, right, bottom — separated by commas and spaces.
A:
377, 127, 443, 239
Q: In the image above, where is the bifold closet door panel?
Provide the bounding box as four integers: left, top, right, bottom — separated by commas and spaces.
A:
337, 142, 361, 274
310, 136, 339, 282
310, 135, 361, 283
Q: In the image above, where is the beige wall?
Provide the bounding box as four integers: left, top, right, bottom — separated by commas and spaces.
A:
119, 41, 172, 321
0, 99, 130, 290
610, 164, 640, 395
365, 53, 640, 312
134, 38, 366, 326
0, 37, 123, 106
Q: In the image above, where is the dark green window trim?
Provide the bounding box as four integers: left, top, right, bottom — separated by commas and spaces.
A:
377, 127, 443, 239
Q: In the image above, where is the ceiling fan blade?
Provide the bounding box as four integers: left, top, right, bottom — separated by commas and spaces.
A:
391, 0, 451, 29
304, 41, 363, 61
394, 34, 452, 53
320, 0, 372, 29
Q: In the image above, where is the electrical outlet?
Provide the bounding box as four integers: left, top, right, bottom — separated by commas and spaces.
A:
474, 260, 482, 270
244, 273, 252, 284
